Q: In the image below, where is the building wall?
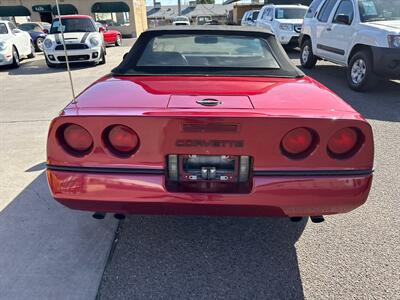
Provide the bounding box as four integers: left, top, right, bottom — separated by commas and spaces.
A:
0, 0, 148, 37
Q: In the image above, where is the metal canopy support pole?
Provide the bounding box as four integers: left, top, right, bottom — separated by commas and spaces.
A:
55, 0, 77, 103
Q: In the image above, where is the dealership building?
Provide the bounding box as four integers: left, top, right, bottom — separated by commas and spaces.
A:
0, 0, 147, 37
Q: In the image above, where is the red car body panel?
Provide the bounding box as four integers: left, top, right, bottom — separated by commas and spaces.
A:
102, 29, 121, 44
46, 75, 374, 217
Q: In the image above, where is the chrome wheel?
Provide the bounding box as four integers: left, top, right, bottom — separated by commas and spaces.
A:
351, 58, 366, 84
302, 45, 310, 63
36, 38, 44, 51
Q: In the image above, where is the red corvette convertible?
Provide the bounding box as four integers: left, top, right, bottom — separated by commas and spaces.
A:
46, 27, 374, 221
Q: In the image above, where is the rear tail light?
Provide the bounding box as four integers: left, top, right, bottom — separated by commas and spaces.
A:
104, 125, 139, 156
60, 124, 93, 155
328, 127, 362, 159
281, 127, 316, 158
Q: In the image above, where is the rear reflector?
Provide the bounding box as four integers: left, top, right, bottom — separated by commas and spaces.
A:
281, 127, 315, 157
328, 127, 359, 158
62, 124, 93, 154
106, 125, 139, 156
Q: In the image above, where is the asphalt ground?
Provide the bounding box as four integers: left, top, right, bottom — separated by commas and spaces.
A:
0, 41, 399, 299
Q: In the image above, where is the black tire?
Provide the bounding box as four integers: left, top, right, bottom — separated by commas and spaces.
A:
300, 39, 317, 69
115, 35, 122, 47
45, 57, 56, 68
10, 46, 20, 68
99, 50, 106, 65
347, 50, 377, 92
27, 41, 36, 59
35, 37, 44, 52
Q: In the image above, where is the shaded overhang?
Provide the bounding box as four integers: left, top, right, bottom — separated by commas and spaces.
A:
0, 5, 31, 17
52, 4, 78, 15
91, 2, 130, 13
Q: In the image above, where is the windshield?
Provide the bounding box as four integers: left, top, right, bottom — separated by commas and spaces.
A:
275, 7, 308, 19
18, 23, 39, 32
50, 18, 96, 34
137, 34, 280, 69
0, 23, 8, 34
358, 0, 400, 22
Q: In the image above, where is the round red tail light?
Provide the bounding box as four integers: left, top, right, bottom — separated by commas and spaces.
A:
328, 127, 360, 158
281, 127, 315, 157
106, 125, 139, 155
62, 124, 93, 154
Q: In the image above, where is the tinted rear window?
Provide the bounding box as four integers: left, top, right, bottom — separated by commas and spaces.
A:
137, 34, 280, 69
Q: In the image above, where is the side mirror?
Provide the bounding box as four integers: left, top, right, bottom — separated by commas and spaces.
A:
267, 16, 273, 21
12, 28, 22, 34
43, 28, 49, 34
123, 53, 128, 59
246, 17, 252, 21
99, 26, 106, 33
335, 14, 350, 25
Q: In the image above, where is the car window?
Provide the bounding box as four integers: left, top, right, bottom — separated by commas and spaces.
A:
252, 11, 259, 20
333, 0, 354, 24
242, 12, 249, 21
358, 0, 400, 22
50, 18, 96, 34
137, 34, 280, 69
0, 23, 8, 34
318, 0, 339, 22
275, 7, 308, 19
305, 0, 325, 18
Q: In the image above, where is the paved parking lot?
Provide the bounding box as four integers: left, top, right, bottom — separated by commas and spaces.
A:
0, 42, 399, 299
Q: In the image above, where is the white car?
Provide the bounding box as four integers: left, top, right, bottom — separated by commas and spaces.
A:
256, 4, 309, 47
173, 16, 190, 26
43, 15, 105, 68
241, 10, 260, 26
0, 20, 35, 68
300, 0, 400, 91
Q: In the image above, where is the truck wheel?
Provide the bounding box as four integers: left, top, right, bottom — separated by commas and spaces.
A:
300, 39, 317, 69
347, 50, 377, 92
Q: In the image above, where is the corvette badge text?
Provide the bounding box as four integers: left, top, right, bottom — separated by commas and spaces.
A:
176, 140, 244, 148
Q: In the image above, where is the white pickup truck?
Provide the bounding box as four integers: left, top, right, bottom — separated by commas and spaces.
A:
299, 0, 400, 91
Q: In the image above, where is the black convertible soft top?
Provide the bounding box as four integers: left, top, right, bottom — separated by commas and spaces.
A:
112, 26, 304, 78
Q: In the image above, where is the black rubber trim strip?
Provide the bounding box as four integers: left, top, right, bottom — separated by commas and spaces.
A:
47, 165, 373, 177
253, 169, 373, 176
317, 43, 345, 55
47, 165, 164, 175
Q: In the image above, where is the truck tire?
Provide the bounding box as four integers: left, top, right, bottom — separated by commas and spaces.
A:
347, 50, 377, 92
300, 39, 317, 69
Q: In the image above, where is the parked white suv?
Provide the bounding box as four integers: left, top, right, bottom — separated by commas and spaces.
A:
256, 4, 308, 47
300, 0, 400, 91
241, 10, 260, 26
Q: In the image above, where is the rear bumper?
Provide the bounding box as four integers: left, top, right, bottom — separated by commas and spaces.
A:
47, 168, 373, 217
371, 46, 400, 79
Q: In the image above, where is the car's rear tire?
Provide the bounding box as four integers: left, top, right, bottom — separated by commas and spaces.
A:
300, 39, 317, 69
10, 46, 20, 68
27, 41, 36, 59
36, 37, 44, 52
115, 35, 122, 47
45, 57, 56, 68
347, 50, 377, 92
